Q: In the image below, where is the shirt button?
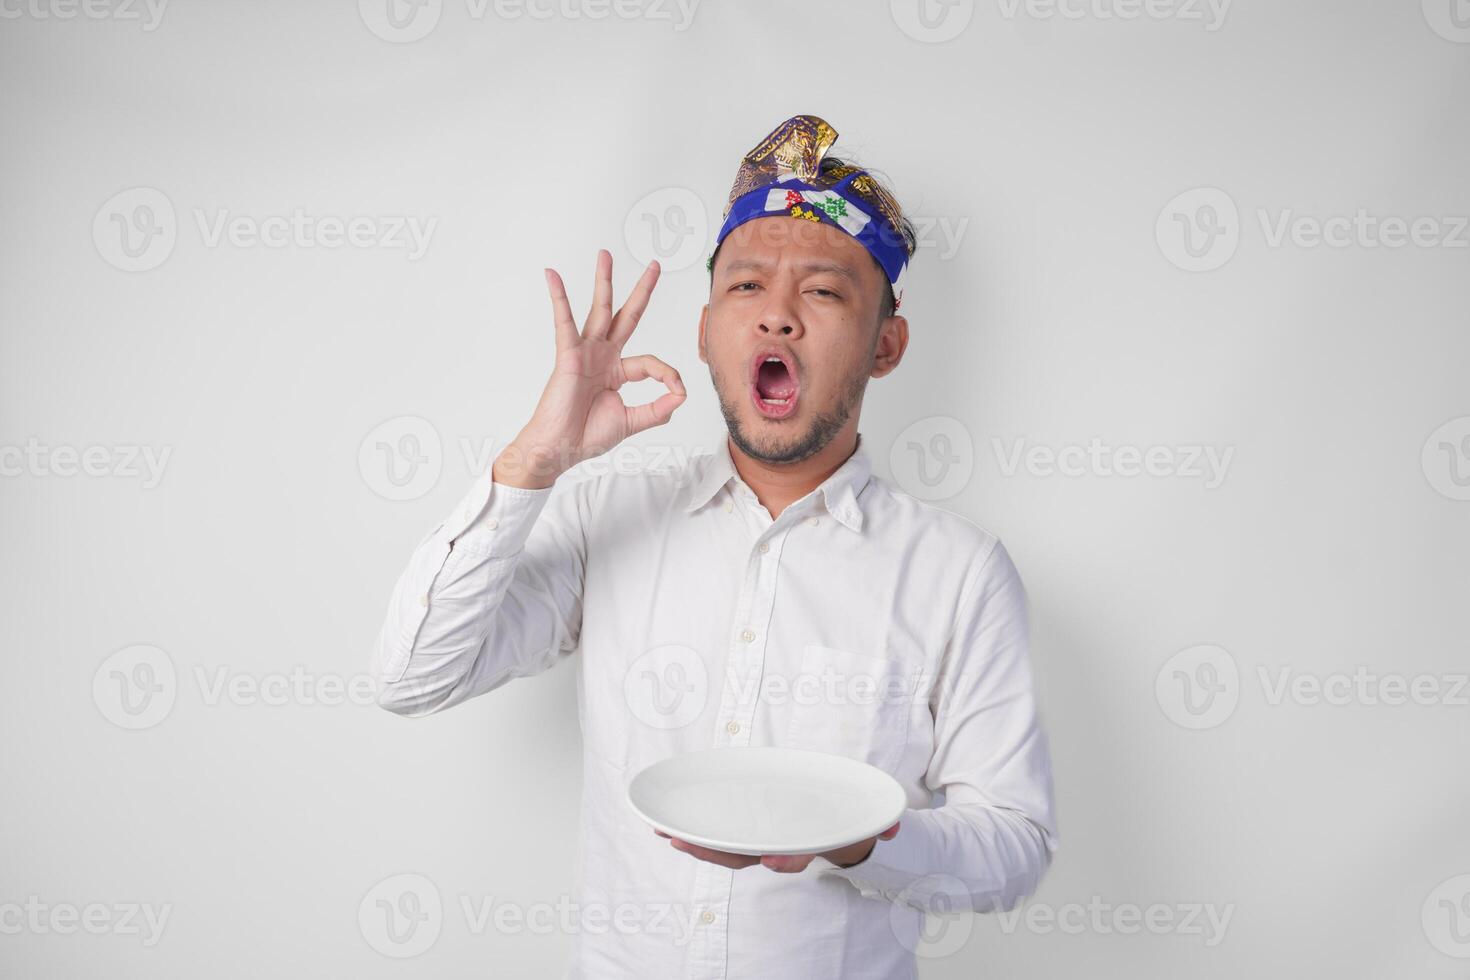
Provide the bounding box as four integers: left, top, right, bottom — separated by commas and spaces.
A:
758, 541, 769, 554
724, 499, 733, 513
701, 910, 716, 924
740, 629, 755, 643
726, 720, 740, 734
807, 515, 819, 526
418, 594, 428, 607
483, 518, 499, 530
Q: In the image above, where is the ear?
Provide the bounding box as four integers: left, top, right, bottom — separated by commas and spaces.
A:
697, 304, 710, 365
870, 314, 908, 379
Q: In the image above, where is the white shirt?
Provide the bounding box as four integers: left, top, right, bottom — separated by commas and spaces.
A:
374, 429, 1059, 979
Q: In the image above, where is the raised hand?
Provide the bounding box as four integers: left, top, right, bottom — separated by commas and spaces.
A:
494, 249, 687, 489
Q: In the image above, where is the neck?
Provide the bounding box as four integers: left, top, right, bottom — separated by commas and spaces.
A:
727, 424, 860, 520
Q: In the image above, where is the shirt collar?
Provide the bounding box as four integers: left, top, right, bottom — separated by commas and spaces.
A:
683, 429, 873, 532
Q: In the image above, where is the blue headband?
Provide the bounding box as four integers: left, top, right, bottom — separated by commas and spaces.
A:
712, 115, 912, 310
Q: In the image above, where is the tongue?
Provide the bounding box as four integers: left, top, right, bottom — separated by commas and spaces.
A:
757, 360, 796, 399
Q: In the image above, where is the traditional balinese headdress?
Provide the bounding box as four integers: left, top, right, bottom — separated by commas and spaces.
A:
712, 114, 912, 311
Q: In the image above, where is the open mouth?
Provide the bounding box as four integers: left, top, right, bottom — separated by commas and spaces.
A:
750, 348, 800, 420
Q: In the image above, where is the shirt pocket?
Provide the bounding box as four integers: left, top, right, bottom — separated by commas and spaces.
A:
782, 644, 920, 775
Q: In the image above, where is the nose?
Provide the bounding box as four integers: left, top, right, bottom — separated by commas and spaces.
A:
755, 282, 803, 339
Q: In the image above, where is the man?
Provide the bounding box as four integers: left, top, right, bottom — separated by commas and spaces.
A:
374, 114, 1058, 979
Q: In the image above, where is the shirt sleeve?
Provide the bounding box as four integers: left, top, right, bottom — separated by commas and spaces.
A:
372, 468, 596, 717
810, 538, 1059, 914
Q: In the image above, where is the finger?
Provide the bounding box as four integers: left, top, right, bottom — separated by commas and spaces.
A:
584, 249, 614, 339
544, 268, 579, 352
761, 854, 815, 874
607, 259, 661, 347
880, 821, 901, 840
654, 829, 671, 838
669, 838, 758, 869
625, 391, 686, 436
621, 354, 685, 394
621, 354, 687, 436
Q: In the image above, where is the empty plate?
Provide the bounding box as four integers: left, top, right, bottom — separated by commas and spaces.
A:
627, 746, 905, 856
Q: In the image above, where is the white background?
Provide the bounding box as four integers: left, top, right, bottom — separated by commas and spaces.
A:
2, 0, 1467, 976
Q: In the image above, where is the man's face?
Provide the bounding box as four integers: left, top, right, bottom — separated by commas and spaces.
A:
698, 216, 904, 465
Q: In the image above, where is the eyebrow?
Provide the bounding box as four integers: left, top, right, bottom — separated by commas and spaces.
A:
722, 258, 859, 283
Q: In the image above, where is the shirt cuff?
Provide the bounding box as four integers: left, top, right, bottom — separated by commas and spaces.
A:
442, 475, 556, 558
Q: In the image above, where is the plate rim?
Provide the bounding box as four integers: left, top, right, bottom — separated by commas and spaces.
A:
626, 746, 906, 857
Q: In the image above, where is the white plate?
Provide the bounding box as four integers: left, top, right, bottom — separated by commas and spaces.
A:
626, 747, 905, 857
